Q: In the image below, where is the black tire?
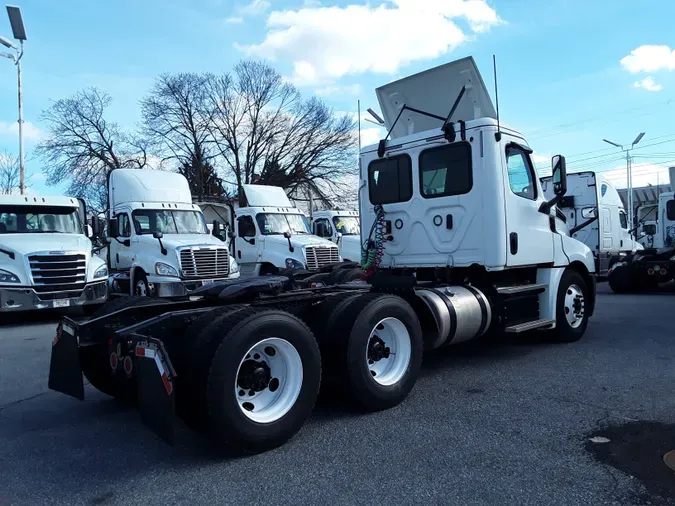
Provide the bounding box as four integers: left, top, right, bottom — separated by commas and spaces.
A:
176, 305, 248, 429
259, 264, 279, 276
204, 308, 321, 455
550, 269, 589, 343
608, 263, 635, 293
81, 296, 167, 400
339, 268, 363, 283
316, 293, 423, 411
133, 271, 150, 297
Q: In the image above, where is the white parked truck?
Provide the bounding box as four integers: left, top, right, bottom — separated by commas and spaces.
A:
48, 56, 596, 457
608, 190, 675, 292
0, 195, 108, 313
103, 169, 240, 298
540, 171, 642, 276
311, 209, 362, 263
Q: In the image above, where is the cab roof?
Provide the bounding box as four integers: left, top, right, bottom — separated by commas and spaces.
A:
0, 194, 80, 208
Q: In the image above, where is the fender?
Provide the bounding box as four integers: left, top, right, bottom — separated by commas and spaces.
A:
559, 234, 596, 274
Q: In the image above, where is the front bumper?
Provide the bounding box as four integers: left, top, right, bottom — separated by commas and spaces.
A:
151, 272, 241, 297
0, 281, 108, 312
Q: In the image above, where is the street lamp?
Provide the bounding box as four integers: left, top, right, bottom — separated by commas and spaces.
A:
1, 5, 26, 195
602, 132, 645, 232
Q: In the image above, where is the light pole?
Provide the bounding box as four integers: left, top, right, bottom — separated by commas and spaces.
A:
1, 5, 26, 195
603, 132, 645, 232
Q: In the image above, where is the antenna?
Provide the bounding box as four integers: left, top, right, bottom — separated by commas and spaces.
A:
493, 54, 501, 142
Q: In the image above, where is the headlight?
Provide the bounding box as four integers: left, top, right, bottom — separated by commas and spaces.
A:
93, 265, 109, 280
285, 258, 305, 269
0, 269, 20, 283
155, 262, 179, 277
229, 256, 240, 273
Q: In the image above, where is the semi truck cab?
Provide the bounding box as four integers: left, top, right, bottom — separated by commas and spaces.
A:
105, 169, 240, 297
311, 210, 361, 263
0, 195, 108, 312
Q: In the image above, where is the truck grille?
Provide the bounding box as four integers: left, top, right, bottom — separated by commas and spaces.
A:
179, 247, 230, 279
305, 246, 340, 271
29, 254, 87, 293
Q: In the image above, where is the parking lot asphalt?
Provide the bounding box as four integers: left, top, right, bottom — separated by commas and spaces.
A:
1, 283, 674, 506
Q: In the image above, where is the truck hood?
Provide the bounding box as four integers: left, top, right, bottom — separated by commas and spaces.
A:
0, 233, 92, 256
156, 234, 226, 250
264, 234, 336, 249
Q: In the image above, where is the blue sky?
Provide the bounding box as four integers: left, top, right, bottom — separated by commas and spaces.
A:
1, 0, 674, 196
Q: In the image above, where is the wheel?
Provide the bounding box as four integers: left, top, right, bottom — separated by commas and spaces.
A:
203, 308, 321, 455
316, 293, 423, 411
550, 269, 589, 342
340, 268, 363, 283
608, 262, 635, 293
133, 271, 150, 296
80, 296, 167, 400
259, 264, 279, 276
176, 305, 248, 429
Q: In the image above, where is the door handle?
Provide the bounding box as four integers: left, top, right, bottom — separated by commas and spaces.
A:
510, 232, 518, 254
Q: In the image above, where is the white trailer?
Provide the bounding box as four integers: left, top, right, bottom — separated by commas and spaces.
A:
103, 169, 240, 298
0, 195, 108, 313
540, 171, 642, 276
49, 56, 596, 456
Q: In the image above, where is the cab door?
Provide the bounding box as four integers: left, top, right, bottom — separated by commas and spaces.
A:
503, 139, 554, 266
235, 214, 260, 276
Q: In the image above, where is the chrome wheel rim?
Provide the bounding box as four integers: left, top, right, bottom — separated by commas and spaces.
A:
564, 284, 585, 329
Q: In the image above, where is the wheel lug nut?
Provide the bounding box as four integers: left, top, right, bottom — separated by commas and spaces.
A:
238, 390, 245, 396
248, 390, 255, 396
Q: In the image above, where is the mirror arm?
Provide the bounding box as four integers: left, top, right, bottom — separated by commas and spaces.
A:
538, 195, 562, 215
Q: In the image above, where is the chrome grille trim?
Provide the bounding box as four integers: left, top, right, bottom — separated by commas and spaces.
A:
28, 253, 87, 292
304, 245, 340, 271
178, 246, 230, 279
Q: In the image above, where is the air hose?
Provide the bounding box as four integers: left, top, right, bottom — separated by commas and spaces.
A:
361, 204, 386, 278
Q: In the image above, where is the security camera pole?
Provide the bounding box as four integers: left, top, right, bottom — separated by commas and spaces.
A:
602, 132, 645, 233
0, 5, 27, 194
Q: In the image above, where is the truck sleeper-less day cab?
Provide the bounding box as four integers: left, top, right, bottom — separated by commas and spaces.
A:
0, 195, 108, 313
311, 209, 361, 263
104, 170, 240, 298
608, 188, 675, 292
47, 57, 596, 456
540, 171, 642, 276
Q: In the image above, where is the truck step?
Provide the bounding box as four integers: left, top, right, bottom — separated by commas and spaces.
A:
496, 283, 548, 296
504, 318, 555, 334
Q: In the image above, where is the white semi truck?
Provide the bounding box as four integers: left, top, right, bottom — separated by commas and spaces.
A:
0, 195, 108, 313
311, 209, 361, 263
103, 169, 240, 298
48, 56, 596, 457
540, 171, 642, 276
195, 186, 346, 280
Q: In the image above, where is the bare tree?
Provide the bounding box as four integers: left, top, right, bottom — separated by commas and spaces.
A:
206, 61, 358, 206
0, 151, 22, 195
141, 73, 214, 200
35, 87, 148, 213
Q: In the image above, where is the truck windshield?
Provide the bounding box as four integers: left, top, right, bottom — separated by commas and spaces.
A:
256, 213, 310, 235
132, 210, 208, 235
332, 216, 360, 235
0, 205, 82, 234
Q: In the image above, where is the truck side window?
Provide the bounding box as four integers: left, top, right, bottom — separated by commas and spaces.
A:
118, 214, 131, 237
506, 147, 536, 200
238, 216, 256, 237
667, 200, 675, 221
619, 210, 628, 229
368, 154, 412, 205
419, 142, 472, 198
314, 218, 332, 237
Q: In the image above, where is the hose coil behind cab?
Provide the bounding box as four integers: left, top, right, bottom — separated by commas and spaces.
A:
413, 286, 492, 350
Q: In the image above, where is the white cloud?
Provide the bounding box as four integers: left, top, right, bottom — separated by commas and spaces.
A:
633, 76, 662, 92
0, 121, 43, 142
238, 0, 503, 86
239, 0, 270, 16
600, 162, 674, 189
620, 45, 675, 74
315, 84, 362, 96
226, 16, 244, 24
360, 127, 384, 148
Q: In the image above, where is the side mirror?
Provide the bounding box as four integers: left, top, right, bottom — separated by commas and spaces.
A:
107, 217, 120, 239
228, 230, 235, 239
91, 216, 101, 238
552, 155, 567, 197
212, 220, 222, 237
581, 207, 597, 219
153, 231, 164, 240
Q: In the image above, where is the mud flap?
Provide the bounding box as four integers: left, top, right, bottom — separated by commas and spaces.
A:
134, 338, 177, 445
48, 319, 85, 401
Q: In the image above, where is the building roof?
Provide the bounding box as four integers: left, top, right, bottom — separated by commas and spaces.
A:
617, 184, 672, 210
